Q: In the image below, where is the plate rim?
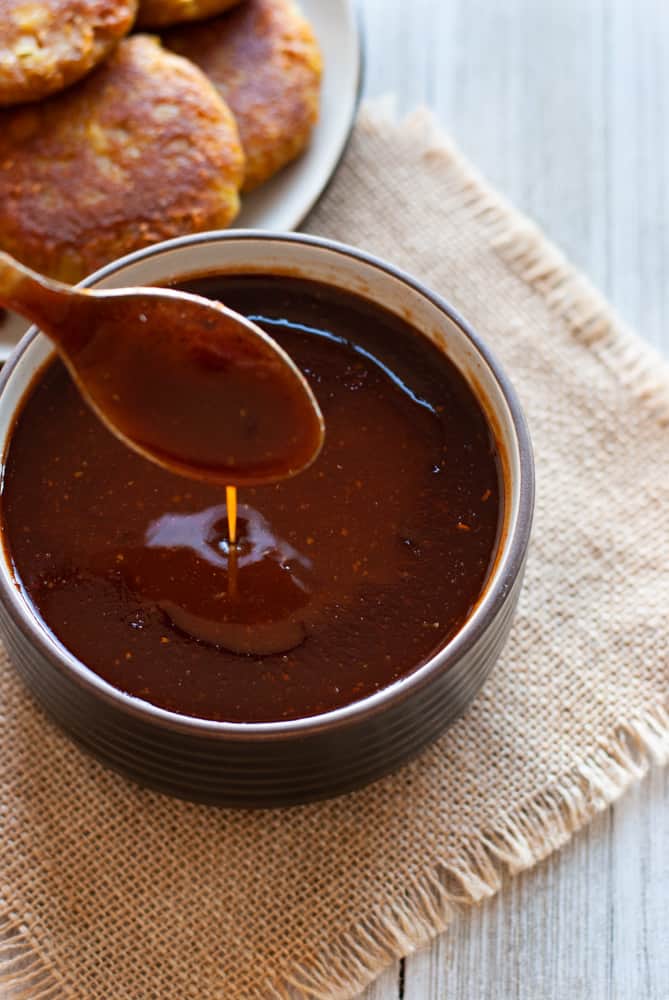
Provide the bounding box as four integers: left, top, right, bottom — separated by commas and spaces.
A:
233, 0, 365, 232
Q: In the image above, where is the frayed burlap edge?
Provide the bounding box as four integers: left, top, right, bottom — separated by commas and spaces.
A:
3, 706, 668, 1000
264, 105, 669, 999
2, 105, 669, 1000
267, 704, 669, 1000
0, 912, 73, 1000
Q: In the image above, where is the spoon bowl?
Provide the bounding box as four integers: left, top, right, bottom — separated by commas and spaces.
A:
0, 251, 324, 485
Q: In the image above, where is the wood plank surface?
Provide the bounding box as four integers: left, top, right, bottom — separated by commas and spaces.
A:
356, 0, 669, 997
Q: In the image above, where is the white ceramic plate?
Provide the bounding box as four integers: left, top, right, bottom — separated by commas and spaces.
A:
0, 0, 362, 360
236, 0, 361, 229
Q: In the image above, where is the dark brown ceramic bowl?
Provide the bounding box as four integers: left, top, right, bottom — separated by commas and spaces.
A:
0, 232, 534, 806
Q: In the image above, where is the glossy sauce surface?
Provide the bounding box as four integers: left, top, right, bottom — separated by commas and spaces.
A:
1, 276, 501, 722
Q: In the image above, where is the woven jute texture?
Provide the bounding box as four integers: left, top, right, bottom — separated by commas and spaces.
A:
2, 105, 669, 1000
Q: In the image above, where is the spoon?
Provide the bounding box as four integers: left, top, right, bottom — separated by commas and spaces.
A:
0, 251, 325, 486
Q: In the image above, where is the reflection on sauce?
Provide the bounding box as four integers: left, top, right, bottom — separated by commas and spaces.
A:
131, 502, 313, 654
1, 276, 501, 722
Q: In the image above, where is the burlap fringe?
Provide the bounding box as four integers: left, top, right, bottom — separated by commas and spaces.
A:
265, 104, 669, 999
3, 106, 669, 1000
381, 102, 669, 427
4, 696, 665, 1000
270, 703, 669, 1000
491, 225, 669, 426
0, 912, 71, 999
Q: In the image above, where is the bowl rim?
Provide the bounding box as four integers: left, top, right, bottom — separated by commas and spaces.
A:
0, 230, 535, 742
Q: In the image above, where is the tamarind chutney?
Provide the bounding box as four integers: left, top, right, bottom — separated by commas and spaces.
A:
1, 275, 501, 723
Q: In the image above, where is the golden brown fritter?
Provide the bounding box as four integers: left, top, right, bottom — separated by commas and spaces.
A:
0, 35, 245, 283
136, 0, 243, 29
0, 0, 138, 106
164, 0, 322, 192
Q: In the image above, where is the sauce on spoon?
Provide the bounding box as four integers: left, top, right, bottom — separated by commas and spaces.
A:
0, 251, 324, 488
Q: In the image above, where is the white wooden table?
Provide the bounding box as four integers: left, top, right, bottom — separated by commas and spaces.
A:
357, 1, 669, 997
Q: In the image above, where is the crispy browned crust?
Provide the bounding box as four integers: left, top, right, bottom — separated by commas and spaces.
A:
0, 0, 138, 106
164, 0, 322, 192
0, 35, 245, 283
136, 0, 243, 29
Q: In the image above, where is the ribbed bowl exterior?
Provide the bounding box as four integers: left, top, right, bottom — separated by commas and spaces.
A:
0, 232, 534, 808
0, 560, 526, 806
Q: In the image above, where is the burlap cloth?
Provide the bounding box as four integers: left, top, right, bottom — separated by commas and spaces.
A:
2, 104, 669, 1000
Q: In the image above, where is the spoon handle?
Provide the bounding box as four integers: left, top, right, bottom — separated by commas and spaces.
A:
0, 251, 75, 337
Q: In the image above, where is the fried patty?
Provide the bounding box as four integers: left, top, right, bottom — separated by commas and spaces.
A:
136, 0, 243, 29
164, 0, 322, 192
0, 35, 245, 283
0, 0, 138, 106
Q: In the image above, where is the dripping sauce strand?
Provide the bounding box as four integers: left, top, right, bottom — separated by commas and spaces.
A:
226, 484, 237, 545
226, 484, 238, 599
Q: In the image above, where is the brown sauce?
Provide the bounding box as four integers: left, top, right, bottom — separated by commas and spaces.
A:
1, 276, 501, 723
